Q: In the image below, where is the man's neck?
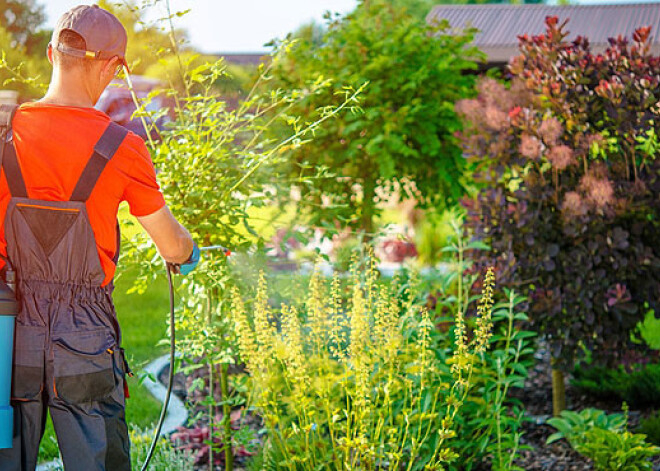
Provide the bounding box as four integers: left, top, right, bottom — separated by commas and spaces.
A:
41, 72, 97, 108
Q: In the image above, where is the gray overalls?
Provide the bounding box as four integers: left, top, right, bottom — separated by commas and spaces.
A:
0, 106, 131, 471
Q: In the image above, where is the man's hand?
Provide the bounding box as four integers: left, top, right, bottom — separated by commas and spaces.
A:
169, 243, 200, 275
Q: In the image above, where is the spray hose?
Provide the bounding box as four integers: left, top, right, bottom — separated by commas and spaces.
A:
139, 245, 230, 471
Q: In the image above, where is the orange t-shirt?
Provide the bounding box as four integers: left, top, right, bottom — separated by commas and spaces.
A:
0, 102, 166, 286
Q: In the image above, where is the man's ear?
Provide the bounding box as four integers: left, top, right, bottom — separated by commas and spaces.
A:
101, 57, 120, 78
47, 43, 54, 65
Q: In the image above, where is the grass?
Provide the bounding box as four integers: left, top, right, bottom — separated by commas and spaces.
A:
38, 208, 170, 463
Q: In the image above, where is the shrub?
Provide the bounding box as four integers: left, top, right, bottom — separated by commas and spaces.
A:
231, 250, 497, 470
547, 408, 627, 447
547, 407, 659, 471
579, 428, 659, 471
638, 411, 660, 446
415, 208, 462, 266
449, 290, 535, 471
572, 362, 660, 409
458, 17, 660, 370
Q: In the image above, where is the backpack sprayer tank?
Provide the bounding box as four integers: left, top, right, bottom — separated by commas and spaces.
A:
0, 265, 17, 449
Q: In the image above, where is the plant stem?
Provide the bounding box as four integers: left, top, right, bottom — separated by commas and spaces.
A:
209, 360, 214, 471
219, 362, 234, 471
551, 366, 566, 416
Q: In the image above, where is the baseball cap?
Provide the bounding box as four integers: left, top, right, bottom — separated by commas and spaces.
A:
51, 4, 129, 70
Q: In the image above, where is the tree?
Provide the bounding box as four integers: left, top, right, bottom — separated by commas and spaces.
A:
457, 18, 660, 415
0, 0, 45, 47
268, 0, 481, 237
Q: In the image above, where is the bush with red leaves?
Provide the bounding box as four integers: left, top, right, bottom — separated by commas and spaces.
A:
457, 17, 660, 370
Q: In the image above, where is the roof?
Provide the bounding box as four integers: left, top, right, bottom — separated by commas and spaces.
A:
426, 3, 660, 63
214, 53, 267, 66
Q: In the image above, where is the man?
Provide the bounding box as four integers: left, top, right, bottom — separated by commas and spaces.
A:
0, 5, 198, 470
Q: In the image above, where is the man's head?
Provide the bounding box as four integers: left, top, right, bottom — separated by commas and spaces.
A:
47, 5, 129, 104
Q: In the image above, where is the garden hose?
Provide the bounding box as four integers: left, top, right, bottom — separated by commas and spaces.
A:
139, 263, 176, 471
140, 245, 231, 470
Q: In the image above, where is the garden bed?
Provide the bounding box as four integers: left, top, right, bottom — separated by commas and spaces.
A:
161, 354, 660, 470
159, 363, 264, 470
511, 342, 660, 471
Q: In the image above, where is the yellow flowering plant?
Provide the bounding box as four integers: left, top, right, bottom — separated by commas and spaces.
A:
231, 249, 497, 470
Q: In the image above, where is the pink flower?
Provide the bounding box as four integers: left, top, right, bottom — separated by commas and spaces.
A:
455, 99, 481, 122
519, 133, 542, 160
581, 173, 614, 208
539, 117, 563, 144
562, 191, 587, 218
484, 105, 509, 131
477, 78, 508, 105
588, 178, 615, 208
547, 145, 574, 170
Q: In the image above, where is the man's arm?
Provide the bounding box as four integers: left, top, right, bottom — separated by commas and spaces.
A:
137, 206, 194, 264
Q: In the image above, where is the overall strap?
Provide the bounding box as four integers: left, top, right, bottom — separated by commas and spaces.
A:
0, 104, 28, 198
70, 122, 128, 202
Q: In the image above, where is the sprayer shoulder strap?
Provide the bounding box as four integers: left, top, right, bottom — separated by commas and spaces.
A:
69, 121, 128, 202
0, 105, 25, 198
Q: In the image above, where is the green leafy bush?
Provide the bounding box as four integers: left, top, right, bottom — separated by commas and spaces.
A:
458, 17, 660, 369
578, 428, 658, 471
547, 409, 627, 447
547, 407, 659, 471
415, 208, 462, 266
638, 411, 660, 446
117, 2, 362, 468
449, 291, 535, 471
572, 363, 660, 408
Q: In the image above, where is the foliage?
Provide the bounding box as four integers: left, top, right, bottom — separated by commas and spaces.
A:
450, 291, 534, 471
130, 427, 196, 471
572, 362, 660, 409
637, 411, 660, 446
427, 225, 535, 470
267, 0, 482, 236
639, 310, 660, 350
547, 407, 660, 470
0, 0, 45, 48
0, 24, 49, 98
170, 422, 256, 468
231, 250, 497, 470
457, 17, 660, 369
118, 1, 362, 468
547, 407, 659, 471
414, 208, 462, 266
332, 236, 360, 272
546, 408, 627, 446
578, 428, 659, 471
143, 52, 256, 97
